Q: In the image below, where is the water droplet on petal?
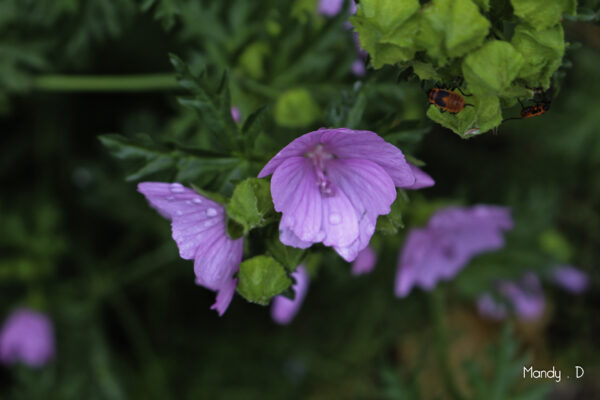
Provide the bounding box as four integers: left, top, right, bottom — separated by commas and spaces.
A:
170, 183, 185, 193
167, 196, 175, 201
206, 208, 218, 217
329, 213, 341, 225
185, 200, 192, 205
192, 197, 203, 204
176, 210, 183, 216
204, 220, 215, 228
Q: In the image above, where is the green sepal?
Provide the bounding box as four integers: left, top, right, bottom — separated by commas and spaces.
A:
266, 233, 306, 272
236, 255, 292, 306
226, 178, 276, 236
376, 191, 405, 234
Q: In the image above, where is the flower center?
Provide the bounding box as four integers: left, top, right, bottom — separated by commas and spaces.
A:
306, 144, 336, 197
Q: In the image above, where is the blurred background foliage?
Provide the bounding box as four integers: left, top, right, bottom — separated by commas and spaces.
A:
0, 0, 599, 399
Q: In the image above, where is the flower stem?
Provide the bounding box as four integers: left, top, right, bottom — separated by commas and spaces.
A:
33, 73, 179, 92
429, 289, 467, 400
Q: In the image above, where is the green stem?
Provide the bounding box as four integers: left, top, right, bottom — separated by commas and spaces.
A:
33, 73, 179, 92
429, 289, 467, 400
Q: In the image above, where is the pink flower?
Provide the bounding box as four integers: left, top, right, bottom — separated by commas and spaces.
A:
318, 0, 344, 16
271, 266, 310, 324
230, 107, 241, 124
395, 205, 513, 297
548, 265, 589, 294
351, 246, 377, 275
478, 272, 546, 321
0, 308, 55, 368
259, 128, 416, 262
138, 182, 243, 315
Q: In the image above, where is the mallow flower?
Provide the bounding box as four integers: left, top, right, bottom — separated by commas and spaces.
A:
351, 246, 377, 276
258, 128, 416, 262
548, 265, 589, 294
271, 266, 310, 325
138, 182, 243, 315
0, 308, 55, 367
478, 272, 546, 321
395, 205, 513, 297
230, 107, 241, 124
318, 0, 344, 16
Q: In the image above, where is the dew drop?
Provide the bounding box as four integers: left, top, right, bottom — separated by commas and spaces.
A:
329, 213, 341, 225
170, 183, 185, 193
167, 196, 175, 201
204, 220, 215, 228
192, 197, 203, 204
176, 210, 183, 216
206, 208, 218, 217
185, 200, 192, 205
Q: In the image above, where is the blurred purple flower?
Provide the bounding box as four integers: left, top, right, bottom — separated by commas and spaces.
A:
0, 308, 55, 367
404, 164, 435, 190
230, 107, 241, 124
548, 265, 589, 294
351, 59, 366, 77
478, 272, 546, 321
271, 266, 310, 324
395, 205, 513, 297
259, 128, 416, 262
318, 0, 344, 16
138, 182, 243, 315
352, 246, 377, 276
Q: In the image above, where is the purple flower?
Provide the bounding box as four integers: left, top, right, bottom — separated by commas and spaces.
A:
271, 266, 310, 325
318, 0, 344, 16
352, 246, 377, 276
138, 182, 243, 315
258, 128, 416, 262
0, 308, 55, 367
476, 294, 507, 321
404, 164, 435, 190
230, 107, 241, 124
352, 59, 366, 77
478, 272, 546, 321
548, 265, 589, 294
395, 205, 513, 297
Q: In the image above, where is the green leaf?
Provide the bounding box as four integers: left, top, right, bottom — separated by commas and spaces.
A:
226, 178, 276, 235
350, 0, 420, 68
141, 0, 181, 30
241, 105, 270, 148
510, 0, 576, 31
266, 234, 305, 271
169, 54, 239, 151
472, 0, 490, 12
274, 88, 321, 128
422, 0, 491, 59
236, 255, 292, 305
511, 23, 565, 88
411, 61, 441, 81
462, 40, 524, 96
426, 94, 501, 136
376, 192, 405, 234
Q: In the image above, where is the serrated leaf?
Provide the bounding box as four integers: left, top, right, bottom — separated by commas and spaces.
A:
236, 255, 292, 305
226, 178, 276, 234
510, 0, 576, 31
169, 54, 239, 151
242, 105, 270, 148
274, 88, 321, 128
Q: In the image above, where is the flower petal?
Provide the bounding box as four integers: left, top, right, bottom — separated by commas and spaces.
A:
402, 164, 435, 190
138, 182, 226, 260
271, 266, 310, 325
210, 278, 238, 316
194, 233, 243, 291
320, 128, 415, 187
352, 246, 377, 276
258, 131, 325, 178
270, 157, 323, 242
